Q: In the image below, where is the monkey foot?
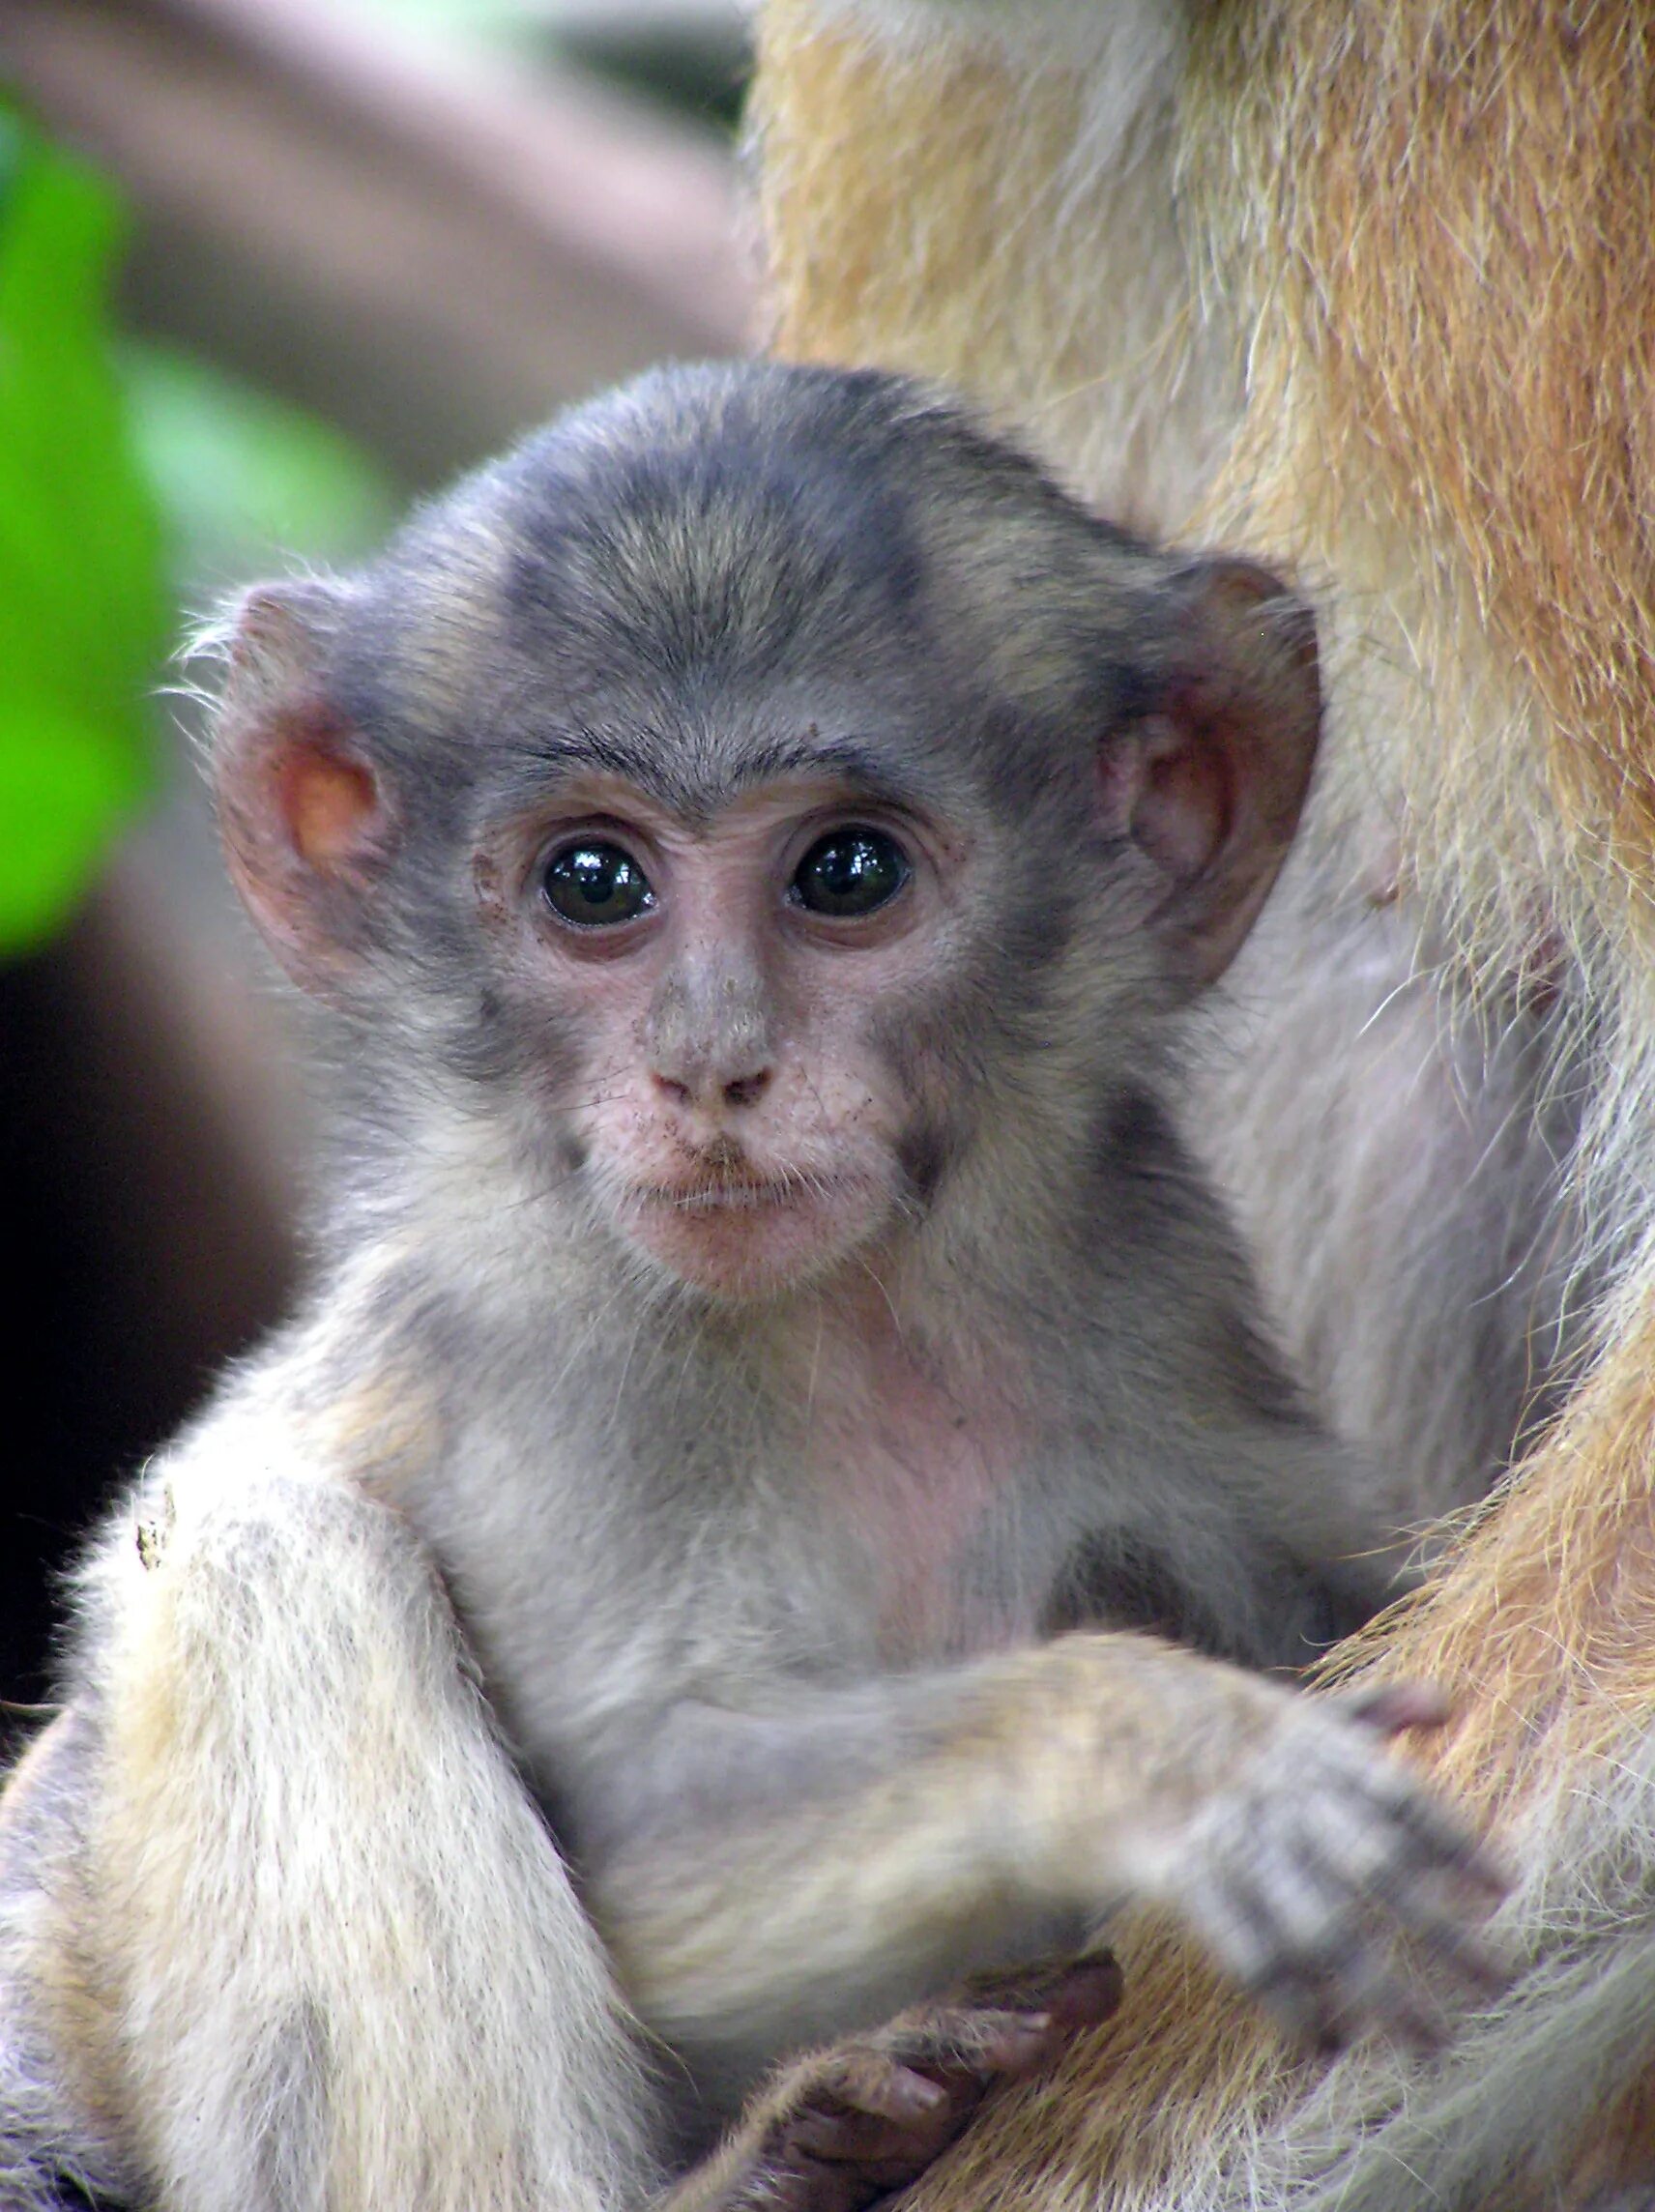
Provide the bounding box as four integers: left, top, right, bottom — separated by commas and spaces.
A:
720, 1958, 1123, 2212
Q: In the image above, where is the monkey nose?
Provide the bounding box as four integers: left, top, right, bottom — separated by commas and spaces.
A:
721, 1067, 772, 1108
653, 1065, 773, 1113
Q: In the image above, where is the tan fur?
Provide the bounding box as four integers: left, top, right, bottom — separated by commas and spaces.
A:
1187, 6, 1655, 967
752, 0, 1238, 537
751, 0, 1655, 2201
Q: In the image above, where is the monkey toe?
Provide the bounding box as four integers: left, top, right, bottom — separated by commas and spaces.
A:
886, 1954, 1124, 2086
957, 1954, 1124, 2042
746, 1962, 1122, 2212
752, 2072, 967, 2212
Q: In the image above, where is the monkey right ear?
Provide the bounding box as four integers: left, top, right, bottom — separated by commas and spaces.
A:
210, 582, 395, 1000
1097, 559, 1321, 986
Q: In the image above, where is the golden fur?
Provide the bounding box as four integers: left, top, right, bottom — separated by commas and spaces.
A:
753, 2, 1236, 537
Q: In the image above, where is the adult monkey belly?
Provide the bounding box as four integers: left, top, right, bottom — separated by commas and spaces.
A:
750, 4, 1655, 2206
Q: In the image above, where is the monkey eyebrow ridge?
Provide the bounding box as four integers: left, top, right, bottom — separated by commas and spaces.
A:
502, 726, 928, 819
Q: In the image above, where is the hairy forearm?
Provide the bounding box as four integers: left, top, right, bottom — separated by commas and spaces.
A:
584, 1637, 1276, 2093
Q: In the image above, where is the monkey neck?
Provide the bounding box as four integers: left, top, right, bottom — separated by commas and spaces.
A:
330, 1164, 1038, 1490
775, 1274, 1034, 1660
738, 1258, 1027, 1432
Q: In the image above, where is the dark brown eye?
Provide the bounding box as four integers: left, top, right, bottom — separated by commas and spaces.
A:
542, 841, 655, 928
791, 829, 910, 918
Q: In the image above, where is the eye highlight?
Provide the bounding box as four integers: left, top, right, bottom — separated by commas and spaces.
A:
542, 841, 656, 928
790, 828, 911, 919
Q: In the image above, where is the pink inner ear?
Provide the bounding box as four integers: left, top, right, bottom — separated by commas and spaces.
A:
1105, 716, 1234, 887
276, 741, 381, 874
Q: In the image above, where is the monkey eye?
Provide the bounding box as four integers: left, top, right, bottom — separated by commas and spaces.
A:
790, 828, 911, 918
541, 840, 656, 928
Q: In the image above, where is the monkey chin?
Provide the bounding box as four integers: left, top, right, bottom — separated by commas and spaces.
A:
622, 1176, 880, 1302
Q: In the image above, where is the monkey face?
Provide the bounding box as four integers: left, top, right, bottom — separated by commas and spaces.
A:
469, 763, 969, 1301
204, 361, 1321, 1307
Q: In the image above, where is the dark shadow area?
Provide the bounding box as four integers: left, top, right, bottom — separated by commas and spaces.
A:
1, 896, 296, 1707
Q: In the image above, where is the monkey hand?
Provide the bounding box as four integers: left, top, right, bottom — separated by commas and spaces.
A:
1165, 1680, 1510, 2052
684, 1957, 1122, 2212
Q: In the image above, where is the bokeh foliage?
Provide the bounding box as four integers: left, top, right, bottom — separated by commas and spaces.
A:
0, 111, 166, 954
0, 108, 398, 958
124, 341, 397, 598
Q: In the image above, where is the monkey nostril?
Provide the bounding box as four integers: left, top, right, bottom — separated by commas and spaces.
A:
650, 1068, 770, 1110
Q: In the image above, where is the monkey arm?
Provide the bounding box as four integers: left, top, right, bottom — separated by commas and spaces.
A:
28, 1452, 667, 2212
579, 1641, 1500, 2109
0, 1463, 1122, 2212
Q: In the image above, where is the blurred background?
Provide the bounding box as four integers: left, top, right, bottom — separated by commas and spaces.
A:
0, 0, 755, 1706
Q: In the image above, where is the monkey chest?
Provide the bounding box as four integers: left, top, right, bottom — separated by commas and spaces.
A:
800, 1375, 1048, 1664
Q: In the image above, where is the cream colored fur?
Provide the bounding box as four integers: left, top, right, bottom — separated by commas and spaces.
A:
75, 1415, 658, 2212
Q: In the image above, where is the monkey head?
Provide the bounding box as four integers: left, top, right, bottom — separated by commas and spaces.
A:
207, 364, 1319, 1301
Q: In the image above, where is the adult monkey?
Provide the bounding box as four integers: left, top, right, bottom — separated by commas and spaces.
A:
749, 3, 1655, 2206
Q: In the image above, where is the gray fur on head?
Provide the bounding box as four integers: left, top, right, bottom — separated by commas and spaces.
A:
207, 363, 1318, 1258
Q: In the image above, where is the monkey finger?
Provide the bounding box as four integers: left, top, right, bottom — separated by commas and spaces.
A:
789, 2102, 948, 2167
891, 2007, 1060, 2083
1234, 1941, 1353, 2052
819, 2060, 948, 2128
961, 2011, 1061, 2078
931, 1961, 1120, 2074
1233, 1844, 1360, 1978
1309, 1740, 1512, 1906
1290, 1769, 1500, 1918
1009, 1955, 1125, 2039
960, 1952, 1123, 2031
1276, 1792, 1508, 1976
1234, 1915, 1442, 2056
1253, 1800, 1512, 2029
1180, 1862, 1349, 2044
750, 2161, 873, 2212
1234, 1872, 1485, 2055
1336, 1681, 1453, 1737
1310, 1959, 1447, 2057
1185, 1826, 1466, 2055
1369, 1790, 1513, 1906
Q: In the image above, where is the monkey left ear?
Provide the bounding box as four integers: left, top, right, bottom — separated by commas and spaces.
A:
1097, 560, 1321, 984
210, 580, 397, 1002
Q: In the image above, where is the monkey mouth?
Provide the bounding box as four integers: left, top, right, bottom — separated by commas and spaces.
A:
635, 1173, 823, 1215
619, 1162, 882, 1298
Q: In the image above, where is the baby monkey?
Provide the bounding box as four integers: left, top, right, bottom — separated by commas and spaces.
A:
0, 364, 1502, 2212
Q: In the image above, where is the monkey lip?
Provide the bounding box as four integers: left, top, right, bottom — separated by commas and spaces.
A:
634, 1173, 828, 1215
621, 1166, 872, 1297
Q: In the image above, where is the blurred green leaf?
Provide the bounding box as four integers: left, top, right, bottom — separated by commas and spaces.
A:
122, 342, 398, 593
0, 112, 166, 955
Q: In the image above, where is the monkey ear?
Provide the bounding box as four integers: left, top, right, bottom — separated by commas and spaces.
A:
210, 581, 394, 1000
1097, 560, 1321, 984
